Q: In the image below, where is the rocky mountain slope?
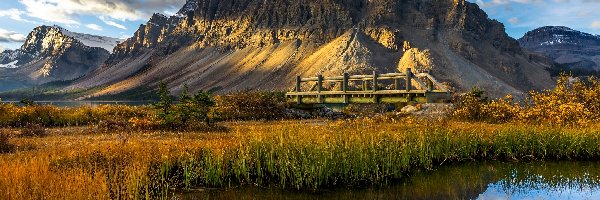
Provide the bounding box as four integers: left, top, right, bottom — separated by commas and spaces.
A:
0, 26, 120, 91
68, 0, 555, 99
518, 26, 600, 74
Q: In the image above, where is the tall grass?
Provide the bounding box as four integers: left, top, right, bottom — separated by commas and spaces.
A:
0, 103, 150, 127
2, 119, 600, 199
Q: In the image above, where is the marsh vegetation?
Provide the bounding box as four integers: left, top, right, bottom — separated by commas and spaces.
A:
1, 75, 600, 199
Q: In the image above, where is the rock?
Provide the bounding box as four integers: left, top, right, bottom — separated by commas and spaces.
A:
401, 105, 420, 113
398, 47, 434, 73
412, 103, 455, 118
69, 0, 555, 99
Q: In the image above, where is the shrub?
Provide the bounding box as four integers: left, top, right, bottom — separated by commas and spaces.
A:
519, 75, 599, 125
175, 85, 216, 127
0, 131, 14, 153
214, 91, 287, 121
19, 98, 35, 106
453, 75, 600, 125
20, 123, 47, 137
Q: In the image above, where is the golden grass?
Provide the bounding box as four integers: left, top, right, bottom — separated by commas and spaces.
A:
1, 119, 600, 199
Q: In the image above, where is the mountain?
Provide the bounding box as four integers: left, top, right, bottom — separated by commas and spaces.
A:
68, 0, 554, 99
518, 26, 600, 75
0, 26, 122, 91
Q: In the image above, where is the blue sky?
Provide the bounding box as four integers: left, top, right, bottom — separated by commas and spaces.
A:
472, 0, 600, 38
0, 0, 599, 52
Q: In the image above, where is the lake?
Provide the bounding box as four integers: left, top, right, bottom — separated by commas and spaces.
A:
2, 101, 152, 107
173, 161, 600, 200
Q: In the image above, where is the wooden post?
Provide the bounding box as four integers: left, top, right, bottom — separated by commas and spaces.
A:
343, 73, 349, 92
427, 78, 434, 92
406, 68, 412, 92
296, 76, 302, 104
343, 73, 349, 104
372, 71, 379, 103
296, 76, 301, 92
317, 75, 323, 103
363, 80, 368, 91
372, 71, 378, 92
395, 78, 400, 90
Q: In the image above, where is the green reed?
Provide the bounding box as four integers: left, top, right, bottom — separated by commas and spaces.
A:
3, 119, 600, 199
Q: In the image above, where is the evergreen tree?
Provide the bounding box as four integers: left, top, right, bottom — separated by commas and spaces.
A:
192, 90, 216, 125
153, 81, 174, 126
177, 84, 194, 126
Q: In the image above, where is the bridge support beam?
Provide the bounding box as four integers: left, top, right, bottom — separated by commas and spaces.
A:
372, 71, 378, 92
373, 71, 379, 103
406, 68, 412, 92
296, 76, 302, 105
427, 79, 434, 92
343, 73, 349, 104
317, 75, 324, 103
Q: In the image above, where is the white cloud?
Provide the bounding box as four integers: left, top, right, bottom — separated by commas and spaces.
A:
0, 44, 5, 52
86, 24, 103, 31
0, 8, 25, 21
592, 21, 600, 29
18, 0, 185, 26
471, 0, 600, 36
99, 16, 127, 30
476, 0, 600, 8
0, 28, 26, 43
476, 0, 544, 7
120, 35, 131, 40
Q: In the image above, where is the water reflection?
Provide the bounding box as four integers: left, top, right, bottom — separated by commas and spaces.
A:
174, 161, 600, 200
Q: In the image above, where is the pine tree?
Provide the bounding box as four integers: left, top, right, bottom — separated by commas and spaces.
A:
177, 84, 193, 126
154, 81, 174, 126
192, 90, 216, 125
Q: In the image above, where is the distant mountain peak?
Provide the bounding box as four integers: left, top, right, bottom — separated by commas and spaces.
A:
176, 0, 198, 17
519, 26, 600, 47
0, 25, 111, 84
519, 26, 600, 73
47, 25, 123, 51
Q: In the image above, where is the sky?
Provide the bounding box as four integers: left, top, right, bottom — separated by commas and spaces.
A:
0, 0, 186, 51
0, 0, 599, 52
471, 0, 600, 38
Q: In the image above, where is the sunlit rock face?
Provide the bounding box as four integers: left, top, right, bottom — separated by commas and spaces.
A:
72, 0, 555, 98
0, 26, 114, 85
519, 26, 600, 74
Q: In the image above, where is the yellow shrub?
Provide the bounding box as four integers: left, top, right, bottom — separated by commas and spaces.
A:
455, 75, 600, 126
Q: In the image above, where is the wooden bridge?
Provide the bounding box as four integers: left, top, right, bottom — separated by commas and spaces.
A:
286, 69, 451, 105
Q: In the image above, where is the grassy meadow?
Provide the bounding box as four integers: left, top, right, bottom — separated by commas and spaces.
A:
2, 119, 600, 199
2, 75, 600, 199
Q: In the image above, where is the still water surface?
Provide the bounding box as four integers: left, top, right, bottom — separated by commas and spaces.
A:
174, 161, 600, 200
3, 101, 151, 107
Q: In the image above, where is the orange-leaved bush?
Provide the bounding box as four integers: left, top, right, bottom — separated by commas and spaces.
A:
454, 75, 600, 125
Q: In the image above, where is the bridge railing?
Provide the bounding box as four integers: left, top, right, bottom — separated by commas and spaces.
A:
287, 68, 450, 104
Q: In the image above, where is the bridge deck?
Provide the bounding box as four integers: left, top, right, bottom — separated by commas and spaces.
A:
286, 69, 451, 105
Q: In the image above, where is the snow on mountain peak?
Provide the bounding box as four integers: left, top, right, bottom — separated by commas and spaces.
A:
56, 27, 124, 51
0, 60, 19, 68
176, 0, 198, 17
